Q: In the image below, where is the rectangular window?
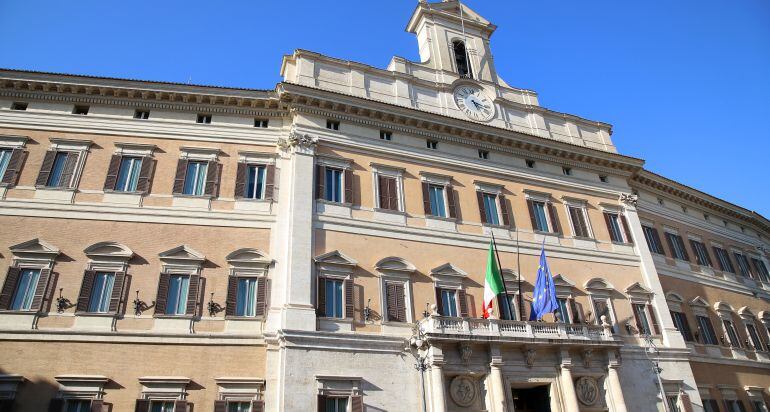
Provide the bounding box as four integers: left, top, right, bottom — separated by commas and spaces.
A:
670, 311, 694, 341
734, 253, 752, 278
592, 298, 612, 326
666, 396, 681, 412
47, 152, 71, 187
87, 272, 116, 313
324, 168, 343, 203
165, 274, 190, 315
196, 114, 212, 124
478, 150, 489, 159
696, 315, 718, 345
713, 247, 735, 273
254, 119, 269, 128
703, 399, 720, 412
599, 175, 608, 183
228, 401, 252, 412
562, 167, 572, 176
377, 175, 399, 211
606, 213, 626, 243
751, 401, 766, 412
379, 130, 392, 140
751, 258, 770, 282
532, 201, 549, 232
236, 278, 258, 317
10, 268, 41, 311
65, 399, 92, 412
134, 110, 150, 119
482, 193, 500, 225
151, 401, 175, 412
690, 240, 711, 267
0, 148, 12, 179
642, 226, 664, 254
182, 161, 208, 196
498, 293, 518, 320
72, 105, 89, 115
325, 397, 348, 412
428, 184, 447, 218
11, 102, 28, 111
439, 289, 458, 317
525, 159, 535, 168
115, 156, 143, 192
568, 206, 590, 238
633, 303, 652, 335
326, 120, 340, 130
426, 140, 438, 150
725, 400, 746, 412
723, 319, 741, 347
556, 298, 571, 323
244, 165, 266, 199
746, 323, 764, 351
324, 278, 344, 318
666, 233, 688, 260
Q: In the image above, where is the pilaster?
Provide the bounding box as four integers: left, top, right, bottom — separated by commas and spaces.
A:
559, 350, 580, 412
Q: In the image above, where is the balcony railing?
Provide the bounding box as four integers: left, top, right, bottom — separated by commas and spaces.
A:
423, 316, 616, 342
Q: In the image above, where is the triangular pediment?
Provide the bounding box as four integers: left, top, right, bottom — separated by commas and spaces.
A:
553, 274, 576, 288
375, 257, 416, 273
10, 238, 60, 256
314, 250, 357, 266
689, 296, 710, 308
624, 282, 653, 296
665, 292, 684, 303
430, 263, 467, 278
84, 242, 133, 259
158, 245, 205, 262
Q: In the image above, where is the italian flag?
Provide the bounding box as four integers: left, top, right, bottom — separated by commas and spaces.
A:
482, 240, 505, 318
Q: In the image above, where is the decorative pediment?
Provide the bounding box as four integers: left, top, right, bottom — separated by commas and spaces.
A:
758, 311, 770, 321
430, 263, 467, 278
737, 306, 755, 318
502, 269, 525, 288
689, 296, 710, 308
10, 238, 60, 258
624, 282, 653, 296
553, 274, 575, 289
84, 242, 133, 260
584, 278, 614, 292
315, 250, 357, 275
665, 292, 684, 303
226, 248, 271, 266
375, 257, 416, 276
713, 301, 735, 313
158, 245, 205, 265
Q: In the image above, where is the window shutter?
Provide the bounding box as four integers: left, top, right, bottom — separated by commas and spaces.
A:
499, 194, 511, 227
108, 271, 126, 313
315, 165, 325, 200
458, 289, 468, 317
317, 395, 327, 412
154, 273, 170, 315
689, 240, 700, 264
47, 398, 64, 412
446, 185, 457, 219
134, 399, 150, 412
476, 191, 487, 224
435, 288, 444, 316
647, 304, 660, 334
569, 298, 582, 324
421, 182, 432, 215
136, 157, 155, 194
1, 148, 26, 186
680, 238, 691, 262
185, 275, 201, 316
58, 152, 79, 188
214, 400, 227, 412
234, 162, 247, 198
388, 177, 399, 211
632, 305, 643, 334
204, 161, 221, 197
0, 267, 21, 310
377, 175, 388, 209
526, 199, 538, 231
255, 277, 268, 317
173, 400, 187, 412
76, 270, 97, 312
251, 400, 265, 412
103, 154, 122, 191
344, 169, 353, 204
386, 283, 398, 321
604, 213, 618, 242
316, 278, 326, 316
620, 215, 633, 244
681, 313, 694, 341
225, 276, 238, 317
30, 268, 52, 312
344, 279, 354, 319
35, 150, 58, 186
90, 399, 103, 412
264, 164, 276, 200
712, 247, 724, 271
172, 159, 188, 194
351, 395, 363, 412
395, 283, 407, 322
547, 202, 561, 234
652, 228, 665, 256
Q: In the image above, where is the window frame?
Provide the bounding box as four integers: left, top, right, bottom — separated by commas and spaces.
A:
243, 164, 267, 200
196, 113, 212, 124
689, 238, 712, 267
326, 120, 340, 130
712, 245, 735, 273
372, 165, 405, 213
134, 109, 150, 120
665, 231, 689, 261
563, 198, 593, 239
36, 139, 92, 191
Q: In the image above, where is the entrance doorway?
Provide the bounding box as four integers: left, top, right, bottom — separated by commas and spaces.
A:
511, 385, 551, 412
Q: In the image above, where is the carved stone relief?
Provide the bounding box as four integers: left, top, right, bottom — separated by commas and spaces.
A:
449, 375, 476, 407
575, 376, 600, 406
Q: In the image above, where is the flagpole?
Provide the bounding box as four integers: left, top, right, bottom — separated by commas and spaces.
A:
491, 232, 515, 321
515, 227, 523, 321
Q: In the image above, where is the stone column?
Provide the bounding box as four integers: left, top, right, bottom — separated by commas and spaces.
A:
488, 344, 507, 412
605, 351, 628, 412
430, 364, 447, 412
559, 350, 580, 412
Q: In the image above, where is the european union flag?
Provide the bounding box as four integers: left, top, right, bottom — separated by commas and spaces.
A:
529, 241, 558, 321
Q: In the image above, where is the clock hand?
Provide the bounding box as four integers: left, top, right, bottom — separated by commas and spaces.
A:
472, 100, 483, 110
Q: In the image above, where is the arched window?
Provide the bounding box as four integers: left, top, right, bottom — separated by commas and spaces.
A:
452, 40, 473, 79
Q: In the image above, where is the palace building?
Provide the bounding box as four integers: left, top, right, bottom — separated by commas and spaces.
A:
0, 1, 768, 411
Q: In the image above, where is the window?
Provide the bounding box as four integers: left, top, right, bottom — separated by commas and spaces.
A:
254, 119, 269, 128
452, 40, 473, 79
151, 401, 175, 412
670, 311, 694, 341
134, 110, 150, 119
599, 175, 608, 183
36, 142, 90, 190
244, 165, 266, 199
713, 247, 735, 273
376, 174, 400, 211
666, 396, 680, 412
525, 159, 535, 168
689, 240, 712, 267
696, 315, 718, 345
531, 201, 549, 232
605, 212, 631, 243
426, 140, 438, 150
438, 289, 458, 317
10, 102, 27, 111
665, 232, 689, 261
556, 298, 571, 323
72, 105, 89, 115
592, 298, 613, 326
322, 278, 344, 319
725, 400, 747, 412
87, 272, 116, 313
567, 206, 591, 238
10, 268, 41, 311
703, 399, 720, 412
562, 167, 572, 176
236, 278, 258, 317
642, 226, 665, 255
746, 323, 764, 351
733, 253, 753, 278
751, 401, 766, 412
0, 148, 12, 179
196, 114, 212, 124
498, 293, 518, 320
633, 303, 652, 335
326, 120, 340, 130
325, 168, 343, 202
115, 156, 143, 192
379, 130, 392, 140
65, 399, 92, 412
751, 258, 769, 282
166, 275, 190, 316
47, 152, 74, 187
428, 184, 447, 218
481, 193, 500, 225
722, 319, 741, 347
325, 397, 348, 412
657, 198, 664, 206
227, 401, 253, 412
478, 150, 489, 159
384, 282, 407, 322
182, 161, 208, 196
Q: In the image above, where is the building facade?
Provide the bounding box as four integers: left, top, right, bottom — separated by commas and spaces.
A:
0, 1, 768, 411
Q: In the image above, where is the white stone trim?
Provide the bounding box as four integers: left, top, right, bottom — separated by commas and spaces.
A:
238, 151, 276, 164
316, 154, 351, 169
54, 375, 109, 400
9, 238, 60, 269
215, 377, 265, 401
0, 134, 27, 148
138, 376, 190, 400
114, 142, 156, 157
179, 146, 220, 161
83, 241, 134, 272
158, 245, 205, 274
419, 171, 452, 186
474, 180, 503, 194
49, 138, 92, 152
316, 375, 363, 397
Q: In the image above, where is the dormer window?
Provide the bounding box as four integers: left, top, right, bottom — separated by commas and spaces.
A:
452, 40, 473, 79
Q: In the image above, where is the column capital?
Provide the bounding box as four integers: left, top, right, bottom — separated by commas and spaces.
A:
277, 130, 318, 156
619, 193, 638, 209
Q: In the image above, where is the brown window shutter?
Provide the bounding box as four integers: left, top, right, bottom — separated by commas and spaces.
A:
251, 400, 265, 412
172, 159, 188, 194
351, 395, 363, 412
1, 148, 26, 186
173, 400, 187, 412
214, 400, 227, 412
344, 169, 353, 204
76, 270, 97, 312
476, 191, 487, 224
547, 202, 561, 234
651, 228, 665, 256
134, 399, 150, 412
388, 177, 399, 210
395, 283, 406, 322
185, 275, 201, 316
446, 185, 457, 219
0, 267, 21, 310
604, 213, 618, 242
620, 215, 633, 244
264, 164, 276, 200
204, 161, 221, 197
255, 277, 268, 316
48, 398, 64, 412
234, 162, 247, 198
58, 152, 79, 188
316, 277, 326, 316
29, 268, 52, 312
632, 304, 643, 334
35, 150, 58, 186
435, 288, 444, 315
386, 283, 398, 321
344, 279, 354, 319
679, 238, 691, 262
103, 154, 122, 191
499, 194, 511, 227
108, 271, 126, 313
317, 395, 327, 412
90, 399, 103, 412
526, 199, 538, 230
458, 289, 468, 317
378, 175, 388, 209
712, 247, 725, 271
569, 298, 582, 324
647, 304, 660, 334
135, 157, 155, 194
154, 273, 170, 315
225, 276, 238, 317
421, 182, 432, 215
315, 165, 325, 200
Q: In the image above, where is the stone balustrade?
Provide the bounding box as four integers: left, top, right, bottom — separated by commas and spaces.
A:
423, 315, 616, 342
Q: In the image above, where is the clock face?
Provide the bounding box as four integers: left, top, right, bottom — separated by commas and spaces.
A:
453, 86, 495, 121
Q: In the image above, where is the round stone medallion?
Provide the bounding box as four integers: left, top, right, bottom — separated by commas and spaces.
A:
575, 376, 600, 406
449, 375, 477, 407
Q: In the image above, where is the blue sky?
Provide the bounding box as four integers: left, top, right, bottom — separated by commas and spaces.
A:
1, 0, 769, 216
